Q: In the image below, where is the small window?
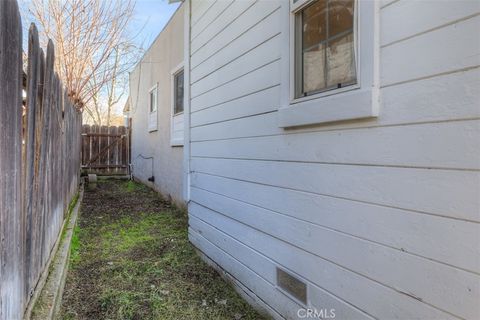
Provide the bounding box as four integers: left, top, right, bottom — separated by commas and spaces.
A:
173, 69, 184, 114
149, 85, 157, 113
170, 64, 184, 146
294, 0, 356, 98
280, 0, 377, 128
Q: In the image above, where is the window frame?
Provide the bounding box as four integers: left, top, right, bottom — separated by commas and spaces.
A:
149, 84, 158, 113
278, 0, 379, 128
293, 0, 358, 99
148, 83, 158, 132
173, 68, 185, 115
170, 63, 185, 146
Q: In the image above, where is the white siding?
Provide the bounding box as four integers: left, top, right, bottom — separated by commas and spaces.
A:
187, 1, 480, 319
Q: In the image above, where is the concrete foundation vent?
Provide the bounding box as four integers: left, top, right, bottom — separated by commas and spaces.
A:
276, 268, 307, 304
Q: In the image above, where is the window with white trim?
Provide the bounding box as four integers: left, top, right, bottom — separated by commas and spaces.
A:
173, 69, 184, 114
279, 0, 379, 128
170, 64, 184, 146
149, 85, 157, 113
148, 84, 158, 132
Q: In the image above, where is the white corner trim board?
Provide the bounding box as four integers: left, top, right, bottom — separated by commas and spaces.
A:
183, 0, 191, 201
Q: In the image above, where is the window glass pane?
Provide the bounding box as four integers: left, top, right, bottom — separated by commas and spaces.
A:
174, 70, 184, 114
295, 0, 356, 98
302, 0, 327, 49
150, 90, 156, 112
328, 0, 354, 36
303, 43, 326, 93
327, 32, 355, 87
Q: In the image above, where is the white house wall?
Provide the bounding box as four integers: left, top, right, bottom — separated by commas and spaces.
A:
129, 5, 185, 204
186, 0, 480, 319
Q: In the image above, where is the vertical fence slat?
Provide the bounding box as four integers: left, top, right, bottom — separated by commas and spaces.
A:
82, 125, 88, 167
117, 125, 123, 172
108, 126, 112, 175
92, 125, 99, 166
100, 125, 108, 172
37, 40, 54, 275
0, 0, 24, 318
24, 23, 41, 298
114, 126, 119, 174
30, 48, 45, 302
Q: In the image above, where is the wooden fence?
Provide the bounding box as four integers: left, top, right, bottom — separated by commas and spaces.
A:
0, 1, 82, 319
81, 124, 130, 175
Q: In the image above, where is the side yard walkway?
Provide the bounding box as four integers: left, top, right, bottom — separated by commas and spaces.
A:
60, 180, 267, 320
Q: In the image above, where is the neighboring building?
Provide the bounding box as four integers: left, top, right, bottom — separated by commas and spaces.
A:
183, 1, 480, 319
128, 4, 185, 204
122, 97, 131, 128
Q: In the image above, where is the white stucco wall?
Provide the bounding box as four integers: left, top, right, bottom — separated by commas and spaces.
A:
129, 4, 185, 204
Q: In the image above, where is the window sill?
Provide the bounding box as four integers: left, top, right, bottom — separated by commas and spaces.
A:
278, 88, 379, 128
170, 139, 184, 147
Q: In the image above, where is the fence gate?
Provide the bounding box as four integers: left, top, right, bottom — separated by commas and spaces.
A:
81, 124, 130, 175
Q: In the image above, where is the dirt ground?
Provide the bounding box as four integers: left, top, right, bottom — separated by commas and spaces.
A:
60, 179, 268, 320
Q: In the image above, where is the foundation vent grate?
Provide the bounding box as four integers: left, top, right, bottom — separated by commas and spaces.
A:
276, 268, 307, 304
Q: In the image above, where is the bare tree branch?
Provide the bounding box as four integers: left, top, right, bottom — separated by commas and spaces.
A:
30, 0, 139, 122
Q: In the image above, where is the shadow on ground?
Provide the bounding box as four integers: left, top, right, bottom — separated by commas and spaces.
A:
60, 179, 268, 320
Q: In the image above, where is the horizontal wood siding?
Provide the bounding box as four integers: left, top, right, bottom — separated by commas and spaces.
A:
381, 14, 480, 87
188, 0, 480, 319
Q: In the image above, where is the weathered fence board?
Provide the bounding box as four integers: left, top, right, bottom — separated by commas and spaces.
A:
109, 126, 118, 174
24, 22, 41, 303
103, 126, 110, 168
0, 1, 82, 318
0, 1, 24, 318
81, 124, 130, 175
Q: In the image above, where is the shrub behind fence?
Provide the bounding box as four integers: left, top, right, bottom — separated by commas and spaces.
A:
0, 1, 82, 318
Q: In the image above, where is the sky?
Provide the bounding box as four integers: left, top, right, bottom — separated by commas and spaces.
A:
119, 0, 180, 119
131, 0, 181, 51
18, 0, 180, 124
19, 0, 180, 51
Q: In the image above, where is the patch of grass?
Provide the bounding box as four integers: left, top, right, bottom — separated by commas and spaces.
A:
67, 192, 79, 215
59, 192, 80, 244
60, 180, 269, 320
69, 226, 81, 266
32, 192, 81, 318
125, 180, 145, 193
99, 289, 143, 319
